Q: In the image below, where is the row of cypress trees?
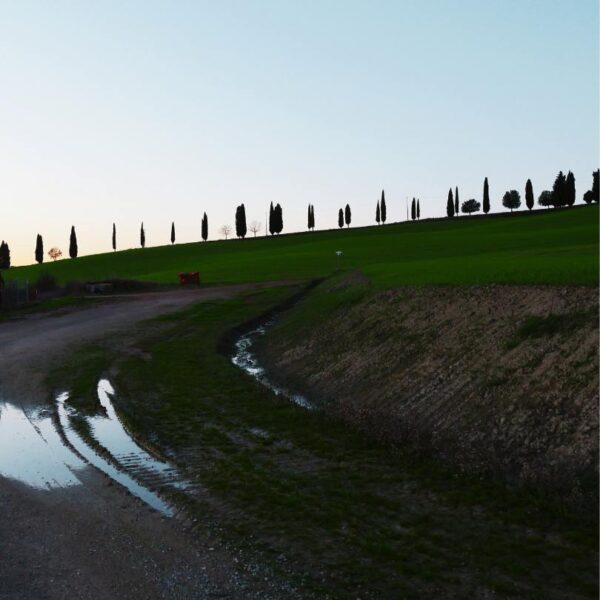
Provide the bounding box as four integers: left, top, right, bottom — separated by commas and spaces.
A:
446, 170, 598, 217
338, 204, 352, 228
375, 190, 387, 225
8, 171, 599, 267
410, 198, 421, 220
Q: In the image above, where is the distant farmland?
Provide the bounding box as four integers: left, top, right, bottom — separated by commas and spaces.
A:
7, 205, 598, 287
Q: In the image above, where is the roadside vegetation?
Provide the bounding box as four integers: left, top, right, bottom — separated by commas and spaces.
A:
49, 284, 598, 598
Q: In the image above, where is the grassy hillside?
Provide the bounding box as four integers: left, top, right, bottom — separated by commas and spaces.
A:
7, 205, 598, 287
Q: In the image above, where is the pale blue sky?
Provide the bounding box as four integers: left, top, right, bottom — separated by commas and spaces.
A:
1, 0, 598, 265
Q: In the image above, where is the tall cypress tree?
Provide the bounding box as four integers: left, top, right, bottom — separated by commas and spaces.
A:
565, 171, 576, 206
35, 234, 44, 264
376, 201, 380, 224
411, 197, 416, 221
112, 223, 116, 251
447, 188, 455, 217
483, 177, 490, 214
454, 187, 459, 215
525, 179, 534, 210
274, 203, 283, 234
344, 204, 351, 227
380, 190, 387, 223
0, 242, 10, 269
311, 205, 315, 230
307, 205, 312, 230
171, 222, 176, 244
268, 202, 274, 235
201, 212, 208, 241
140, 222, 146, 248
417, 199, 420, 219
552, 171, 567, 207
593, 169, 599, 203
240, 204, 247, 238
338, 208, 344, 228
69, 226, 78, 258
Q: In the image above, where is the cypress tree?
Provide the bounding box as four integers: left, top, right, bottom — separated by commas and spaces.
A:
552, 171, 567, 207
240, 204, 247, 238
380, 190, 386, 223
235, 206, 243, 238
308, 204, 315, 230
338, 208, 344, 228
35, 234, 44, 264
0, 242, 9, 269
344, 204, 351, 227
565, 171, 576, 206
140, 222, 146, 248
69, 226, 78, 258
274, 203, 283, 234
201, 212, 208, 241
417, 199, 420, 219
447, 188, 455, 217
269, 202, 274, 235
525, 179, 534, 210
584, 170, 599, 204
411, 197, 416, 221
376, 201, 380, 224
112, 223, 116, 251
171, 221, 175, 244
455, 187, 459, 215
483, 177, 490, 214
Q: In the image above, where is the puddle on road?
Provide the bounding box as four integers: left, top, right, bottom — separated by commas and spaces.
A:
89, 380, 188, 492
232, 323, 314, 410
0, 380, 188, 517
0, 402, 84, 489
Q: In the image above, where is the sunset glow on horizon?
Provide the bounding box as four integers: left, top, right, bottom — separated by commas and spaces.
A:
1, 0, 597, 267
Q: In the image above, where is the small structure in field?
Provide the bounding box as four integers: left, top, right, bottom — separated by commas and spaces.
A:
178, 272, 200, 285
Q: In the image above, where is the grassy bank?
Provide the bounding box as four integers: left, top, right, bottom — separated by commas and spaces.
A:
50, 284, 598, 598
9, 204, 599, 287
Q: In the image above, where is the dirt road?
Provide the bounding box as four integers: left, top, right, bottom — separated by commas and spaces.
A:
0, 285, 293, 599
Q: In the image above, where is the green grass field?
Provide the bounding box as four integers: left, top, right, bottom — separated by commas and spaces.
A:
7, 205, 599, 287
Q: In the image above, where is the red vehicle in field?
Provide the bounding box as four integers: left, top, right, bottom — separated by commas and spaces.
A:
178, 272, 200, 285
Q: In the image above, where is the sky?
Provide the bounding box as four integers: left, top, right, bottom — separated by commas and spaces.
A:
0, 0, 598, 266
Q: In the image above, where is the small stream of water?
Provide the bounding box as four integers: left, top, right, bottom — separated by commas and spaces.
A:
231, 322, 314, 410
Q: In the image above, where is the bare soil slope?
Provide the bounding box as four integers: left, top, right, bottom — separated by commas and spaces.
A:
262, 283, 598, 502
